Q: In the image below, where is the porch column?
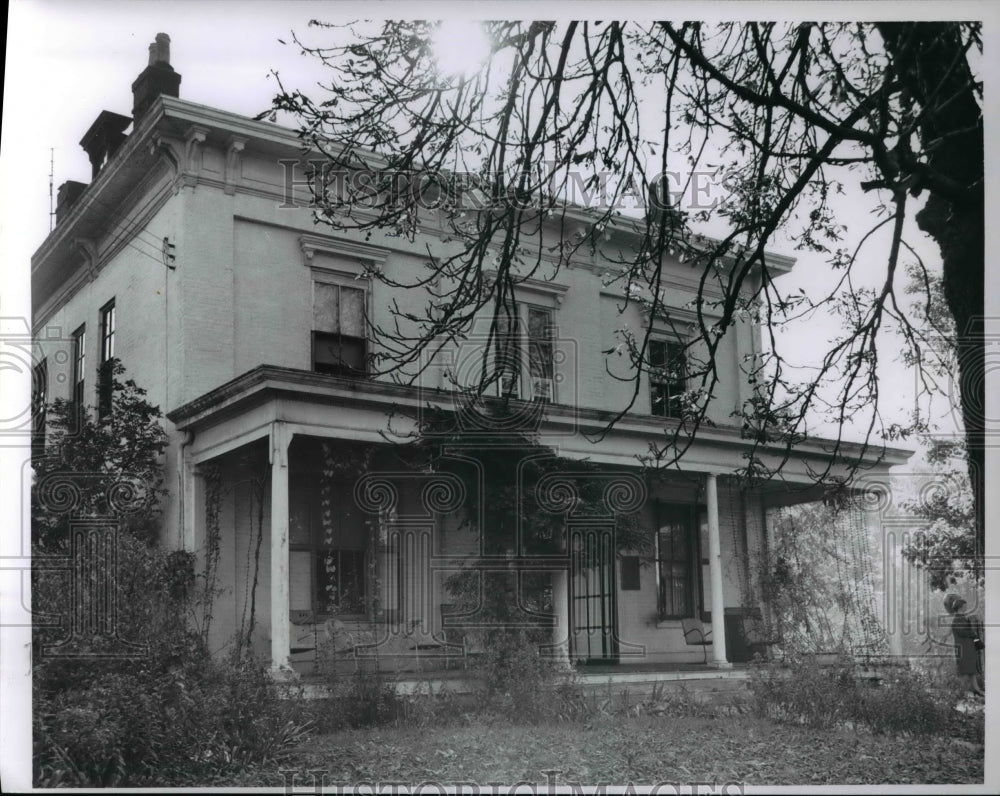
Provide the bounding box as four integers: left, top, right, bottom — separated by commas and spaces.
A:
179, 439, 199, 552
705, 473, 730, 667
270, 421, 292, 674
552, 567, 572, 669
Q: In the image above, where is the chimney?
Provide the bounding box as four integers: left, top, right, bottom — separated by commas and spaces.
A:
56, 181, 87, 224
80, 110, 132, 179
131, 33, 181, 121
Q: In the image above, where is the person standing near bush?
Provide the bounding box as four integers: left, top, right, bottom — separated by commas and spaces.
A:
943, 593, 985, 697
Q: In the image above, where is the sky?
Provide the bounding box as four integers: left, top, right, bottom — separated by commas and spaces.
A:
2, 1, 995, 460
3, 1, 984, 447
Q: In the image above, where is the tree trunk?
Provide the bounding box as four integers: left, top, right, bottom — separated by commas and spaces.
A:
877, 22, 985, 560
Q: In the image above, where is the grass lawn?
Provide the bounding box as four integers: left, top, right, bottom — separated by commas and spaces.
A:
224, 712, 983, 788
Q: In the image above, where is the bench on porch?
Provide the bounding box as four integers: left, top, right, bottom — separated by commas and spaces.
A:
682, 618, 713, 663
698, 608, 780, 664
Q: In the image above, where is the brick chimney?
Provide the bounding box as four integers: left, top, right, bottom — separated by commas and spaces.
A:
56, 181, 87, 224
131, 33, 181, 120
80, 110, 131, 178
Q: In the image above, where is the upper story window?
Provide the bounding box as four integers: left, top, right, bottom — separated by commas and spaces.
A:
98, 300, 116, 419
649, 338, 687, 419
32, 359, 48, 458
71, 325, 86, 407
497, 304, 556, 402
100, 300, 116, 362
312, 280, 368, 377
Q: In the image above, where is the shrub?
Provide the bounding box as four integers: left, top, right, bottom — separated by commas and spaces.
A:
852, 667, 951, 735
339, 667, 404, 728
747, 655, 954, 736
747, 655, 857, 728
474, 628, 579, 723
34, 652, 314, 787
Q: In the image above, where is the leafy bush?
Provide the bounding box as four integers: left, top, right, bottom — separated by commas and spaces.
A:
473, 628, 579, 723
32, 367, 315, 786
34, 653, 313, 786
852, 667, 949, 735
338, 668, 404, 728
747, 655, 858, 728
747, 656, 953, 736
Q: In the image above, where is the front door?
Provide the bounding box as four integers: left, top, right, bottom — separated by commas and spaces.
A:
569, 526, 618, 663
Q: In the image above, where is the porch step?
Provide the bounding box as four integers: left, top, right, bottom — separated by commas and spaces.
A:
288, 665, 750, 703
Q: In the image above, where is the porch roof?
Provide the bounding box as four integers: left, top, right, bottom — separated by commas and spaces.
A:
166, 365, 912, 491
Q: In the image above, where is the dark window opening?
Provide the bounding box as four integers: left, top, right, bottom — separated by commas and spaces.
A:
32, 359, 47, 458
71, 325, 86, 431
656, 503, 698, 619
495, 309, 521, 397
649, 339, 686, 418
312, 282, 368, 377
527, 306, 554, 402
289, 456, 369, 617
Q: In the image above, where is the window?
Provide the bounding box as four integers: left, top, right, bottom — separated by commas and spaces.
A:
312, 281, 368, 376
71, 325, 86, 418
527, 306, 555, 402
100, 300, 116, 362
495, 304, 556, 402
649, 339, 686, 418
655, 503, 698, 619
98, 300, 116, 419
289, 473, 368, 616
32, 359, 47, 457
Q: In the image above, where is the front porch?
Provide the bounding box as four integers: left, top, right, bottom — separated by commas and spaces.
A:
166, 366, 912, 681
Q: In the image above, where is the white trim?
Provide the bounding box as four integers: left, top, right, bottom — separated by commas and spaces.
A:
484, 270, 570, 308
300, 233, 389, 274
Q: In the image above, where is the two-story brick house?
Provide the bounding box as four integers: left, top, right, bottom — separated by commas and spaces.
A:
31, 36, 911, 678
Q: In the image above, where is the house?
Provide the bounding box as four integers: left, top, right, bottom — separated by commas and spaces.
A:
31, 35, 911, 679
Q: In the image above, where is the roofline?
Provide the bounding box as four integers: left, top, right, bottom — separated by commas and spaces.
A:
34, 95, 796, 278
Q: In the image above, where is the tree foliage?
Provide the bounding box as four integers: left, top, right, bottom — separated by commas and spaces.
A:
271, 20, 983, 549
406, 405, 647, 631
32, 359, 168, 549
762, 501, 885, 654
899, 439, 978, 592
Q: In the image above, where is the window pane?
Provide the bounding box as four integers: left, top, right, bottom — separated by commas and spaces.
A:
319, 549, 366, 614
290, 551, 313, 611
656, 505, 694, 618
340, 287, 366, 337
73, 327, 86, 385
528, 307, 553, 378
314, 332, 366, 375
101, 302, 116, 362
313, 283, 340, 333
649, 339, 665, 368
666, 342, 685, 379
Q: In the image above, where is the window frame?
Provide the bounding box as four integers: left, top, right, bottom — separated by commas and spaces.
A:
100, 299, 116, 363
98, 300, 116, 419
648, 337, 687, 419
654, 502, 702, 620
32, 358, 48, 457
71, 325, 86, 409
289, 470, 370, 619
495, 302, 557, 403
310, 275, 371, 378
